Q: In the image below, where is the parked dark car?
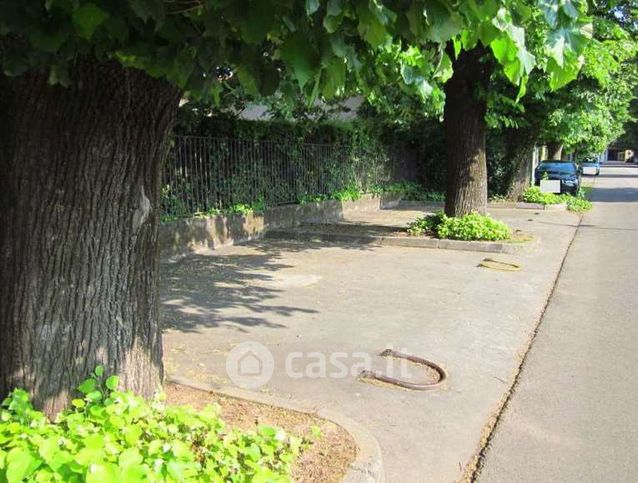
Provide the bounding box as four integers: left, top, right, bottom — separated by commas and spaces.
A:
580, 158, 601, 176
534, 160, 581, 195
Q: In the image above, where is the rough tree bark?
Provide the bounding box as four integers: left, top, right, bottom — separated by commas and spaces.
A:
504, 126, 541, 200
546, 141, 563, 160
0, 61, 181, 416
443, 46, 492, 217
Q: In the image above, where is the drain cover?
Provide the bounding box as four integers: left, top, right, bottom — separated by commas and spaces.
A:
478, 258, 521, 271
359, 349, 447, 390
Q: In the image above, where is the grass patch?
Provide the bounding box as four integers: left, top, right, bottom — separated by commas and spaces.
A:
407, 211, 511, 241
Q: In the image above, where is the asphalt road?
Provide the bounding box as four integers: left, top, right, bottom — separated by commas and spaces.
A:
477, 161, 638, 482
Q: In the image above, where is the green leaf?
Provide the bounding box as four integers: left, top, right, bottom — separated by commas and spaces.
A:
77, 378, 97, 395
104, 376, 120, 391
547, 56, 582, 90
329, 36, 348, 57
406, 3, 425, 38
166, 460, 195, 480
86, 390, 103, 402
422, 0, 462, 42
118, 448, 143, 469
87, 462, 120, 483
129, 0, 165, 25
241, 1, 275, 44
279, 32, 317, 88
323, 12, 343, 33
6, 448, 41, 483
72, 3, 109, 39
123, 424, 143, 446
48, 451, 73, 472
27, 29, 67, 53
321, 56, 346, 97
71, 398, 86, 409
306, 0, 320, 15
354, 0, 390, 47
327, 0, 343, 16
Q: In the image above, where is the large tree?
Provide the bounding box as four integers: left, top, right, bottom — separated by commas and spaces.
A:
0, 0, 590, 415
487, 3, 638, 199
440, 1, 591, 214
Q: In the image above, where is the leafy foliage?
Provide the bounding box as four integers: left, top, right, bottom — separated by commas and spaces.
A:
0, 369, 305, 482
491, 5, 638, 158
406, 212, 446, 236
376, 181, 445, 202
1, 0, 591, 106
329, 184, 361, 202
520, 186, 565, 204
565, 195, 593, 212
520, 186, 593, 211
436, 213, 511, 240
407, 212, 511, 240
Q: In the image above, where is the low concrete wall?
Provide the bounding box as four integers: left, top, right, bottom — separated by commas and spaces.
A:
159, 193, 401, 260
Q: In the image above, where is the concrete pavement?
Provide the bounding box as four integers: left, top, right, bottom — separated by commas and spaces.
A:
161, 204, 580, 482
477, 162, 638, 482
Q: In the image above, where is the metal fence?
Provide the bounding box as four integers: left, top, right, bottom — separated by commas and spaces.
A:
161, 135, 415, 218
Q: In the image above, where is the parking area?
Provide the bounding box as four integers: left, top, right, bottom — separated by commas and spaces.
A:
161, 206, 579, 481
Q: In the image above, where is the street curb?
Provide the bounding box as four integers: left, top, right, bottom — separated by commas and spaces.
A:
514, 202, 567, 211
397, 200, 568, 211
265, 230, 538, 255
167, 376, 385, 483
463, 202, 586, 482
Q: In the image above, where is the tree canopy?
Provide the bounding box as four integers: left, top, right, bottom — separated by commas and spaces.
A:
2, 0, 591, 104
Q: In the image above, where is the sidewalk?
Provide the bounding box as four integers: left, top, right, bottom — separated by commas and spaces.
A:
477, 164, 638, 482
161, 206, 579, 481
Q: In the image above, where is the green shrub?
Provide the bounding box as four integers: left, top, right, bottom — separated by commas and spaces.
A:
407, 212, 511, 241
520, 186, 593, 212
406, 212, 445, 236
298, 193, 328, 204
437, 213, 511, 241
330, 185, 362, 202
565, 196, 593, 212
0, 368, 304, 482
375, 181, 444, 202
520, 186, 564, 205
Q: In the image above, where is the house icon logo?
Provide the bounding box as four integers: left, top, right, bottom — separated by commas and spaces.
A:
238, 350, 263, 376
226, 341, 274, 389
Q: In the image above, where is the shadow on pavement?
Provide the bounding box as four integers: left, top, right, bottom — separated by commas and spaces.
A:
161, 238, 374, 333
589, 186, 638, 203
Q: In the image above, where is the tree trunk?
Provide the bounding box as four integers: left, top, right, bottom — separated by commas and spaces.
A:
0, 61, 180, 416
505, 126, 541, 200
444, 46, 492, 217
546, 141, 563, 160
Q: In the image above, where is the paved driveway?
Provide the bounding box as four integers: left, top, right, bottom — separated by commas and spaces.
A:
161, 205, 578, 482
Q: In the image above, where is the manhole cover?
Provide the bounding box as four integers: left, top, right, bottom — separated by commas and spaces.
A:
359, 349, 447, 390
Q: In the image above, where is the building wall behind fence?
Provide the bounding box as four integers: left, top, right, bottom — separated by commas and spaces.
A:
161, 135, 418, 219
